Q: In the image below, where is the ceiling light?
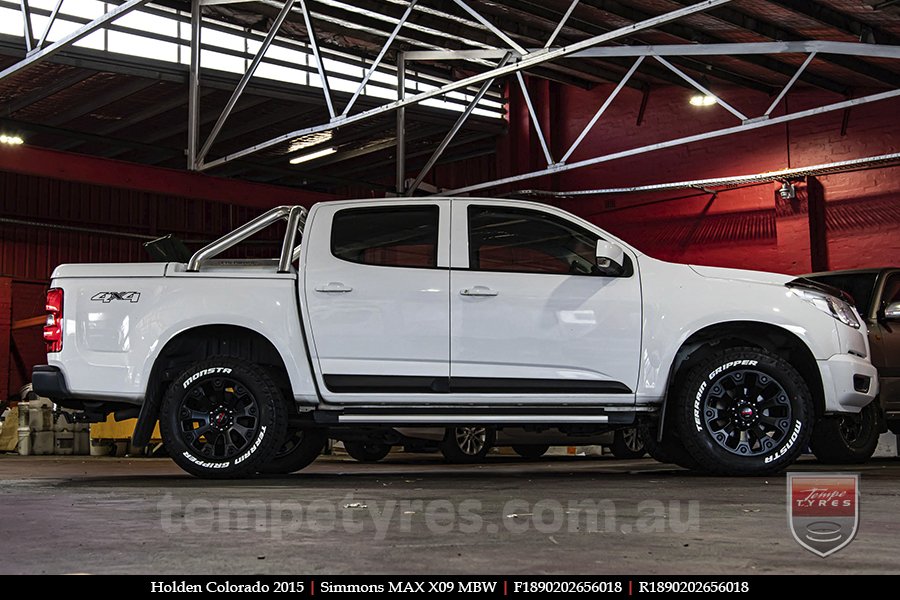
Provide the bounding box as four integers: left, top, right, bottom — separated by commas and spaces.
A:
689, 94, 718, 107
0, 134, 24, 145
289, 146, 337, 165
287, 130, 333, 153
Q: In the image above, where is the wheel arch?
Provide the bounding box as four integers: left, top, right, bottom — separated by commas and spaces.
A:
132, 324, 294, 447
663, 320, 824, 421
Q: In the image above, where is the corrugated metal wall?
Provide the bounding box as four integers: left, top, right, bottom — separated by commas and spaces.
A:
0, 171, 286, 282
0, 169, 288, 399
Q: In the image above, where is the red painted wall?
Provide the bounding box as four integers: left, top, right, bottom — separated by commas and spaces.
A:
467, 80, 900, 275
0, 150, 335, 398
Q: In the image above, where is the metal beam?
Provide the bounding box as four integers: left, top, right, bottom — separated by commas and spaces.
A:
146, 97, 270, 145
560, 56, 643, 164
407, 53, 512, 195
299, 0, 335, 120
396, 51, 406, 195
768, 0, 900, 47
513, 151, 900, 196
544, 0, 579, 49
187, 0, 201, 169
35, 0, 63, 50
570, 41, 900, 60
481, 0, 767, 92
313, 126, 447, 168
566, 0, 847, 94
0, 0, 151, 82
357, 41, 900, 62
683, 0, 900, 88
438, 88, 900, 196
201, 0, 735, 169
515, 72, 553, 167
19, 0, 34, 52
59, 88, 216, 153
0, 144, 328, 207
299, 0, 619, 87
195, 0, 295, 164
764, 52, 816, 117
347, 132, 498, 179
655, 56, 748, 121
342, 0, 417, 117
451, 0, 527, 55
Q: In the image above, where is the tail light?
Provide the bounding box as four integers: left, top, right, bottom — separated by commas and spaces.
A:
43, 288, 63, 353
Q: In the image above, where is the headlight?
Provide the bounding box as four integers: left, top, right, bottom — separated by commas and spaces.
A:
790, 288, 860, 329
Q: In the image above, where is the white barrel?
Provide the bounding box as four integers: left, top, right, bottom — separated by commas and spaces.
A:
17, 426, 31, 455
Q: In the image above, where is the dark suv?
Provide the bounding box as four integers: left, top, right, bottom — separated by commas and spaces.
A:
805, 268, 900, 462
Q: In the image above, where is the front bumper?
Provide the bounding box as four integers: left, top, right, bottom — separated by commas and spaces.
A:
818, 354, 879, 414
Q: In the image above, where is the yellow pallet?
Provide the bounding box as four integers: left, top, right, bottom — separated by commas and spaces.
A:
90, 415, 160, 442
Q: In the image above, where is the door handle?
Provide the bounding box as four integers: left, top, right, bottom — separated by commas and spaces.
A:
460, 285, 498, 297
315, 282, 353, 293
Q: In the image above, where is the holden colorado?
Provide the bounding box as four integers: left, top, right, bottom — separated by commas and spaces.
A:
33, 198, 877, 477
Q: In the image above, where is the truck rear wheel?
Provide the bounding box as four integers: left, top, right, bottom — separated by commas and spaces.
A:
674, 347, 812, 476
810, 401, 880, 464
258, 428, 328, 474
160, 357, 287, 479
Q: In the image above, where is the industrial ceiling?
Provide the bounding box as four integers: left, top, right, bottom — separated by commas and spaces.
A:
1, 0, 899, 194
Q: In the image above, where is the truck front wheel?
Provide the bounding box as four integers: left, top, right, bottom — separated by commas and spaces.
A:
160, 357, 287, 479
674, 347, 812, 476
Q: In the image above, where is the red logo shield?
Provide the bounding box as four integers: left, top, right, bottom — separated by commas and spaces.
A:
787, 473, 859, 557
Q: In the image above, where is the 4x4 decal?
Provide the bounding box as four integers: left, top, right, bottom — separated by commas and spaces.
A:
91, 291, 141, 303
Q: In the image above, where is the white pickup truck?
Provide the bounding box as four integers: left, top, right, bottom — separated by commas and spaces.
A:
33, 198, 877, 478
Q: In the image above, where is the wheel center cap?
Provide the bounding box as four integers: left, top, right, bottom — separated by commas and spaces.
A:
740, 407, 754, 419
210, 407, 232, 430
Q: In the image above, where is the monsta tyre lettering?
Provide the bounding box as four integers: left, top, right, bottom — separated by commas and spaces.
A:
182, 367, 234, 389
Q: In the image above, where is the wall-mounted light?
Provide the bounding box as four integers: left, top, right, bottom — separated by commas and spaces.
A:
778, 181, 797, 200
689, 94, 717, 107
0, 134, 24, 145
289, 146, 337, 165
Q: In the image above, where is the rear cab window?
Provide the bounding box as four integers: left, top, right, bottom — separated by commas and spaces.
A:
331, 205, 440, 269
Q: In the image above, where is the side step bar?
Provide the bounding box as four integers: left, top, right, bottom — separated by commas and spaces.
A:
336, 414, 609, 424
312, 406, 642, 426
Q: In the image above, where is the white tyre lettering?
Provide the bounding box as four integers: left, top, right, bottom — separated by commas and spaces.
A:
234, 426, 267, 465
765, 420, 803, 464
182, 367, 234, 389
182, 451, 230, 469
694, 381, 707, 431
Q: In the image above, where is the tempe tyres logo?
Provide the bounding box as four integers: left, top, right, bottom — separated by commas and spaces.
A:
787, 473, 859, 557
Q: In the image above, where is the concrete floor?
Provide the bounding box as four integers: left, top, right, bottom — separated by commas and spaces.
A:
1, 453, 898, 575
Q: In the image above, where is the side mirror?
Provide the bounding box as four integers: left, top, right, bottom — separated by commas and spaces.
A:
884, 301, 900, 321
595, 240, 625, 275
